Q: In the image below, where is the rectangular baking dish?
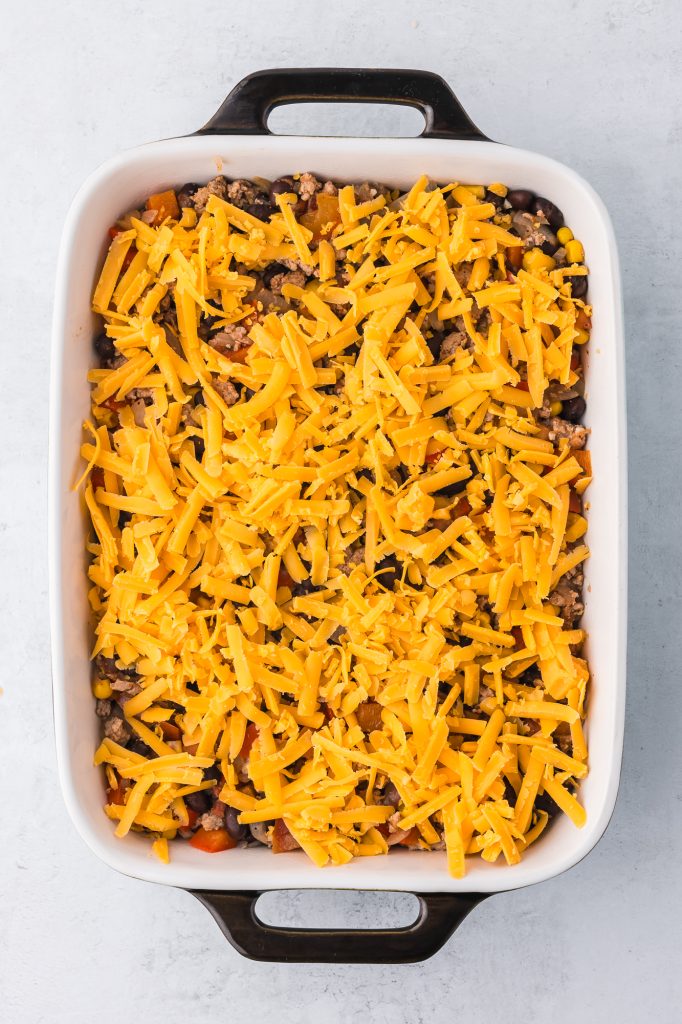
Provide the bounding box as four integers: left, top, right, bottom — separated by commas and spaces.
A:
49, 68, 627, 963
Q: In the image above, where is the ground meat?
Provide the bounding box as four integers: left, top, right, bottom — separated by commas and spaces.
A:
546, 417, 589, 449
199, 801, 227, 831
439, 329, 471, 360
103, 716, 131, 745
280, 257, 316, 277
355, 701, 383, 733
109, 677, 142, 697
191, 175, 230, 213
341, 546, 365, 574
213, 379, 240, 406
208, 324, 251, 354
269, 268, 307, 295
95, 655, 140, 684
226, 178, 268, 209
95, 699, 112, 718
548, 565, 585, 626
297, 172, 323, 202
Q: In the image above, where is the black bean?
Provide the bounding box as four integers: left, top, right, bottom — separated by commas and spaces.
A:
94, 333, 117, 367
225, 806, 248, 841
186, 681, 200, 694
262, 261, 288, 288
426, 332, 442, 361
375, 553, 403, 590
507, 189, 535, 211
193, 437, 205, 461
329, 625, 347, 644
177, 182, 200, 207
484, 188, 506, 210
118, 510, 132, 530
128, 739, 154, 758
560, 396, 586, 423
532, 195, 564, 230
380, 782, 401, 807
433, 477, 468, 498
203, 765, 221, 783
246, 201, 276, 222
569, 275, 588, 299
293, 578, 319, 597
534, 789, 561, 819
269, 176, 296, 201
185, 790, 212, 814
192, 389, 206, 407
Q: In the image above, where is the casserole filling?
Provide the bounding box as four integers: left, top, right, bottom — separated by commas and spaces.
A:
82, 173, 591, 873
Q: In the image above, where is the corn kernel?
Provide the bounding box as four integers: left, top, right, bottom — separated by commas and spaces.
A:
574, 328, 590, 345
465, 185, 486, 199
550, 401, 563, 416
487, 182, 508, 197
523, 248, 556, 273
557, 226, 574, 245
565, 239, 585, 264
92, 678, 112, 699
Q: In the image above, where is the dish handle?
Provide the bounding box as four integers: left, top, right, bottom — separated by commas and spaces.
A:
190, 889, 488, 964
196, 68, 489, 141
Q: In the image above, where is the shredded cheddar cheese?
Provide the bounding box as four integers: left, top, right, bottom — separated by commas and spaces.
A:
84, 174, 591, 875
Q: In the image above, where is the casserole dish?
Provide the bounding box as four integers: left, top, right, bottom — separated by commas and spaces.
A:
50, 68, 627, 963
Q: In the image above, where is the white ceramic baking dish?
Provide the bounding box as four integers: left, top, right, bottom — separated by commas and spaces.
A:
49, 69, 627, 963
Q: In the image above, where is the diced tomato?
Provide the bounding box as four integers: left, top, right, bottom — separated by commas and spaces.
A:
575, 308, 592, 331
376, 823, 390, 838
277, 568, 294, 590
102, 397, 124, 411
272, 819, 301, 854
300, 194, 341, 241
106, 784, 127, 806
568, 491, 582, 514
511, 626, 524, 651
145, 189, 180, 224
425, 449, 444, 465
517, 380, 530, 392
186, 807, 199, 830
188, 827, 237, 853
160, 720, 182, 741
226, 344, 252, 365
397, 826, 420, 847
239, 722, 258, 760
507, 245, 524, 271
455, 496, 472, 517
108, 225, 121, 239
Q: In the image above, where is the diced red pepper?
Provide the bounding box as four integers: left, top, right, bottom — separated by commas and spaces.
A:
102, 397, 124, 412
272, 819, 300, 854
188, 827, 237, 853
425, 449, 444, 465
186, 807, 199, 830
517, 380, 530, 392
239, 723, 258, 760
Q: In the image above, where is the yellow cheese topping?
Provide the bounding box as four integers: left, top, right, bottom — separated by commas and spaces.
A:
85, 175, 591, 874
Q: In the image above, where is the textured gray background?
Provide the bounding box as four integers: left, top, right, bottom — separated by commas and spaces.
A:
1, 1, 680, 1020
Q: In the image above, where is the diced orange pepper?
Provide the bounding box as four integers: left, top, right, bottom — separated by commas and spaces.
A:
300, 194, 341, 241
145, 190, 180, 225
